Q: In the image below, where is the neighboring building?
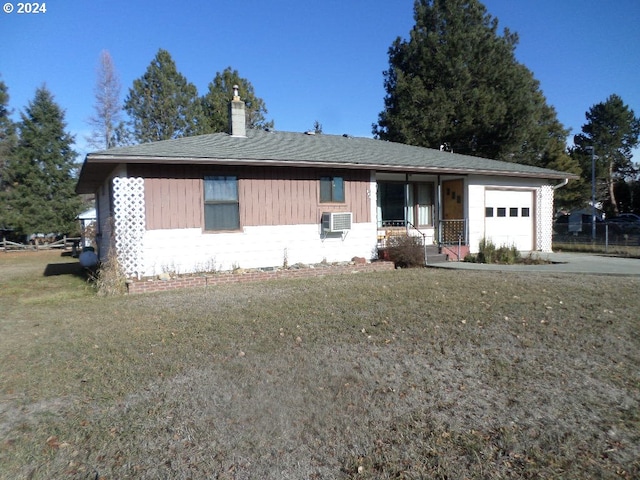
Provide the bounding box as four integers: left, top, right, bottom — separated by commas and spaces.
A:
77, 207, 96, 247
76, 91, 576, 278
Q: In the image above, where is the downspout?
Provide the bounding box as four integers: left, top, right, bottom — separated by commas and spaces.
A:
553, 178, 569, 190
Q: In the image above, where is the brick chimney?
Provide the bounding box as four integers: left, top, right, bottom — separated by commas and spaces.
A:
229, 85, 246, 137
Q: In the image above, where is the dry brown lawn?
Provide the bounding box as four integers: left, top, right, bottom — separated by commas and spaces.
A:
1, 250, 639, 479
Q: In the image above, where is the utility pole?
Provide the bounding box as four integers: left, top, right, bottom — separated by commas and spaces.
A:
586, 146, 596, 241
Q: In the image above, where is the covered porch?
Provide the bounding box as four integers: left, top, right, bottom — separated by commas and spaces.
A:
375, 173, 470, 263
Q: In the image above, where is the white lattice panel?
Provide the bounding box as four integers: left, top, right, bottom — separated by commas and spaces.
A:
537, 185, 554, 252
113, 177, 145, 278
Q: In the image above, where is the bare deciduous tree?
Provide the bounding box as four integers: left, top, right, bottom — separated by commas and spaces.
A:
86, 50, 126, 150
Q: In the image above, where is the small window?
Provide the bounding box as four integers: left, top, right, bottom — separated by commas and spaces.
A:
320, 176, 345, 203
510, 207, 519, 217
521, 207, 530, 217
485, 207, 494, 217
204, 176, 239, 231
497, 208, 506, 217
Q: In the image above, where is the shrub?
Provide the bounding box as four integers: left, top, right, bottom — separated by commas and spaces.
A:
386, 234, 425, 268
478, 237, 497, 263
465, 238, 521, 265
94, 247, 127, 296
495, 244, 520, 264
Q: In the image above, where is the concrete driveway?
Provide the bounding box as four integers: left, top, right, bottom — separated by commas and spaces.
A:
430, 251, 640, 276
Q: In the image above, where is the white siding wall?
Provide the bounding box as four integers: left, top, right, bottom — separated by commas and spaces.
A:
142, 222, 379, 276
467, 181, 486, 253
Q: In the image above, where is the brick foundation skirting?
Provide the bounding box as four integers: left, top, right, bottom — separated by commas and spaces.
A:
441, 245, 470, 261
126, 261, 396, 294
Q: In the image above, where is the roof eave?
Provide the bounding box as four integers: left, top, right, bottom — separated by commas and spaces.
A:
81, 154, 576, 180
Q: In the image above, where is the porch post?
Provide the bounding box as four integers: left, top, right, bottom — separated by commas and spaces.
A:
405, 174, 410, 234
436, 176, 442, 244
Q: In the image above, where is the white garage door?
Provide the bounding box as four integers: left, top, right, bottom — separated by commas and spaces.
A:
484, 189, 534, 251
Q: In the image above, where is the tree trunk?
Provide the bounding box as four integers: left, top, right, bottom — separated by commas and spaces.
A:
608, 160, 619, 215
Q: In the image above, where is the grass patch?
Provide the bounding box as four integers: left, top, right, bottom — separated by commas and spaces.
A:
554, 241, 640, 258
1, 250, 639, 478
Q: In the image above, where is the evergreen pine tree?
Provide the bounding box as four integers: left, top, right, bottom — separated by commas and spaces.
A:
374, 0, 568, 168
547, 152, 584, 211
0, 79, 17, 190
0, 78, 18, 230
200, 67, 273, 133
124, 49, 205, 143
1, 86, 82, 237
573, 94, 640, 215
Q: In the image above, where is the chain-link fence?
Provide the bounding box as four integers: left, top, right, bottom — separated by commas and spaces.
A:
553, 219, 640, 255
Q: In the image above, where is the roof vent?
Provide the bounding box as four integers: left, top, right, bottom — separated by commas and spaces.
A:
440, 142, 453, 153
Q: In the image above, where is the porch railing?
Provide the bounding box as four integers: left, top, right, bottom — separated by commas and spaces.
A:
380, 220, 407, 228
438, 219, 468, 262
406, 221, 430, 266
438, 219, 467, 245
377, 221, 434, 266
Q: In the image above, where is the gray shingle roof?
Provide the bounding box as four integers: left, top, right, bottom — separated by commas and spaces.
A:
77, 129, 575, 193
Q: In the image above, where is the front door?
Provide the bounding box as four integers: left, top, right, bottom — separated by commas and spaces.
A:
442, 179, 464, 243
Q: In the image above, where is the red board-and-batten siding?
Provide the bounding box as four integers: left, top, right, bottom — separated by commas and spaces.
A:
127, 164, 372, 231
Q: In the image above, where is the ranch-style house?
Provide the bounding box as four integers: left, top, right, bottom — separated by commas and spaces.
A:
76, 91, 575, 278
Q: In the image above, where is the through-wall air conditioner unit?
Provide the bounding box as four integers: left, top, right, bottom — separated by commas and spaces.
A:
322, 212, 352, 233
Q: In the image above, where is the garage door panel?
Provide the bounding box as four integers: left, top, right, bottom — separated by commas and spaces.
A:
485, 190, 534, 251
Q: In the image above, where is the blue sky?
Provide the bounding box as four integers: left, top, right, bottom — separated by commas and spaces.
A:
1, 0, 639, 158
